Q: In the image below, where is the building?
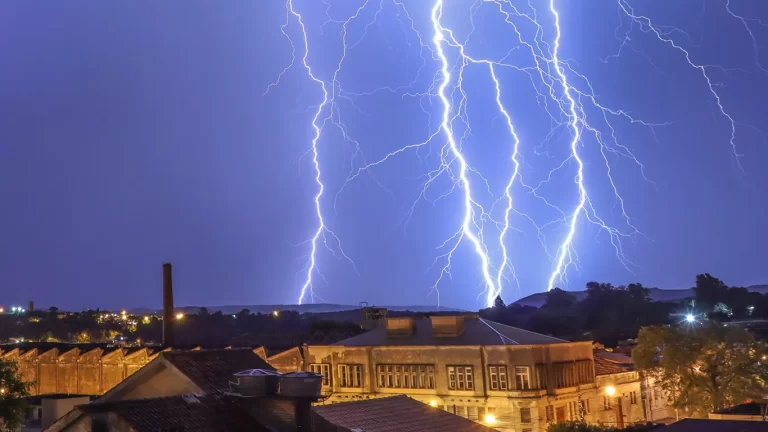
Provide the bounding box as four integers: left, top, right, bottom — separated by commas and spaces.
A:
594, 351, 676, 424
44, 348, 487, 432
314, 395, 495, 431
271, 314, 651, 432
709, 402, 768, 422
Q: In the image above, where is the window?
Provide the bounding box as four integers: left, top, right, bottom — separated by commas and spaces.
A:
515, 366, 531, 390
376, 365, 434, 389
338, 364, 362, 388
630, 391, 637, 405
488, 366, 508, 390
545, 405, 554, 422
520, 407, 531, 423
309, 363, 331, 386
603, 396, 612, 410
447, 366, 474, 390
568, 401, 578, 420
583, 399, 591, 414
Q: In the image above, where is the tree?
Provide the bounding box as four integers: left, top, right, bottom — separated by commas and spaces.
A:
0, 359, 31, 431
493, 295, 506, 309
633, 322, 768, 417
542, 288, 577, 310
693, 274, 728, 313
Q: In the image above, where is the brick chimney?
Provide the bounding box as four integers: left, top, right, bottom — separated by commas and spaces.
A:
162, 262, 175, 347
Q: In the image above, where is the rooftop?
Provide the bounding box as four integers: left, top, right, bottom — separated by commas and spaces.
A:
659, 418, 768, 432
77, 393, 269, 432
594, 355, 631, 376
161, 348, 275, 393
332, 316, 566, 347
714, 402, 767, 416
314, 395, 496, 432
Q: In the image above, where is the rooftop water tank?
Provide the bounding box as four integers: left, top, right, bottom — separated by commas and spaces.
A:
232, 369, 282, 397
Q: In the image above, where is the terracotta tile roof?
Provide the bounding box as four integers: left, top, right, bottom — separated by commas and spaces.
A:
163, 348, 275, 393
313, 395, 496, 432
593, 356, 628, 376
659, 418, 768, 432
333, 316, 566, 347
79, 393, 269, 432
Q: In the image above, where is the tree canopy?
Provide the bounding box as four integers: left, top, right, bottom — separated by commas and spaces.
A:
633, 322, 768, 416
0, 359, 31, 431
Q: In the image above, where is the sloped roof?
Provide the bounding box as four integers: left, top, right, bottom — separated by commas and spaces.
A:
163, 348, 274, 393
659, 418, 768, 432
594, 356, 628, 376
314, 395, 495, 432
332, 317, 566, 347
79, 393, 269, 432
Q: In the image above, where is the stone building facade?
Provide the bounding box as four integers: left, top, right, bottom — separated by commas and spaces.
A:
269, 315, 650, 432
1, 346, 157, 396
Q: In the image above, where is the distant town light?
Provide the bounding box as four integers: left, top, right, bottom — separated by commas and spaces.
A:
605, 385, 616, 396
685, 314, 695, 323
0, 388, 6, 394
142, 316, 151, 324
175, 312, 184, 320
484, 414, 497, 425
428, 400, 438, 408
0, 307, 5, 313
272, 310, 279, 317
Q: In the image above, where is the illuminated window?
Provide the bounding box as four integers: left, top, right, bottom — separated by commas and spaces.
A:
630, 391, 638, 405
488, 366, 508, 390
309, 364, 331, 386
376, 365, 434, 389
603, 396, 612, 410
545, 405, 554, 422
447, 366, 474, 390
515, 366, 531, 390
338, 364, 362, 388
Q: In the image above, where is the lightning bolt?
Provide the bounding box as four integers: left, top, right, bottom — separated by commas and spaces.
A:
269, 0, 759, 307
268, 0, 358, 305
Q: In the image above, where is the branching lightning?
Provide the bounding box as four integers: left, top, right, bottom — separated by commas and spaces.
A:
267, 0, 761, 307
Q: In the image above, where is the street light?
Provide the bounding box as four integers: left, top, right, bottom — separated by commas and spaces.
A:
484, 413, 497, 425
605, 385, 616, 396
685, 314, 695, 323
428, 400, 438, 408
175, 312, 184, 320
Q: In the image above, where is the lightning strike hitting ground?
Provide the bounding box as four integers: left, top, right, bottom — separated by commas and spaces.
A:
267, 0, 761, 307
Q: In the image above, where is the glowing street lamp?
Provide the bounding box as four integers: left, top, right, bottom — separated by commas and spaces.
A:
484, 413, 497, 425
685, 314, 695, 323
175, 312, 184, 320
272, 310, 279, 317
428, 400, 438, 408
604, 385, 616, 396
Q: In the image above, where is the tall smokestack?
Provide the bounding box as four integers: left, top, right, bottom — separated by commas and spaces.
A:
162, 262, 175, 347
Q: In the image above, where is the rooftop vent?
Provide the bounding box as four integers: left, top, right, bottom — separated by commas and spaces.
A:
430, 315, 465, 337
386, 317, 415, 336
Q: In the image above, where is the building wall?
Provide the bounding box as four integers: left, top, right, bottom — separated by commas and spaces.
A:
0, 346, 204, 396
115, 364, 199, 400
302, 341, 607, 432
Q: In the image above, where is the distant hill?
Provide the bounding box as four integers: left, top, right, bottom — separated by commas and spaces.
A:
513, 285, 768, 308
128, 303, 465, 316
